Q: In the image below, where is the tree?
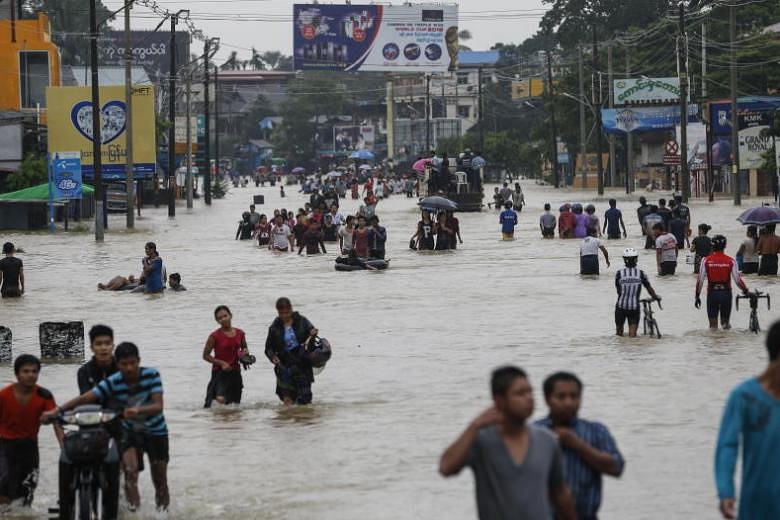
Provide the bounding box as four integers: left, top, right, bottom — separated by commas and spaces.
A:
23, 0, 114, 65
221, 51, 240, 71
458, 29, 473, 52
250, 48, 266, 70
241, 95, 274, 142
4, 154, 47, 192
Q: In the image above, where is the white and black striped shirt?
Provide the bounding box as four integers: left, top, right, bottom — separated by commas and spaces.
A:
615, 267, 651, 310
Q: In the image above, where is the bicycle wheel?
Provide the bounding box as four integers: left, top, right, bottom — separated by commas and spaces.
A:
750, 314, 760, 333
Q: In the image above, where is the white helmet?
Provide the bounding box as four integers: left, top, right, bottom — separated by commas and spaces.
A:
623, 247, 639, 258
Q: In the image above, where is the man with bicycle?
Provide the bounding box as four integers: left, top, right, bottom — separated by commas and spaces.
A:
615, 248, 661, 337
695, 235, 749, 330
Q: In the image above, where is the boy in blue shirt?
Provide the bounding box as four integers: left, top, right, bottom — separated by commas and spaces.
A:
499, 202, 518, 240
44, 342, 170, 512
714, 320, 780, 520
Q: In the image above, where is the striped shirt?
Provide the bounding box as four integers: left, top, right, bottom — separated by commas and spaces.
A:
535, 417, 625, 520
92, 367, 167, 436
615, 267, 652, 310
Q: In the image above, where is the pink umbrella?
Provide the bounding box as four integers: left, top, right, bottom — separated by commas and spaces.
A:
412, 158, 431, 172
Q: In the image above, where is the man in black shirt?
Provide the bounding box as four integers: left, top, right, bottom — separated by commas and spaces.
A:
0, 242, 24, 298
77, 324, 118, 394
636, 197, 651, 235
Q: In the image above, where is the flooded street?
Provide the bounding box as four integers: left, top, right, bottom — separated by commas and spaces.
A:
1, 181, 778, 520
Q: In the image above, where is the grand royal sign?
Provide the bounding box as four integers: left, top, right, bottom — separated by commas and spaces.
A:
613, 77, 687, 106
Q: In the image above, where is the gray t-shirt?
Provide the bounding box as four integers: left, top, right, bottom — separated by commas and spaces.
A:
540, 212, 556, 230
467, 425, 564, 520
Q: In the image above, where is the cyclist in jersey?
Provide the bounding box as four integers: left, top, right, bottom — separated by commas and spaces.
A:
695, 235, 749, 330
615, 248, 661, 337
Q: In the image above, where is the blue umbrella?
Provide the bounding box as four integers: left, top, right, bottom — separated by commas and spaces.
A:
418, 196, 458, 212
350, 150, 375, 160
737, 206, 780, 225
291, 167, 305, 174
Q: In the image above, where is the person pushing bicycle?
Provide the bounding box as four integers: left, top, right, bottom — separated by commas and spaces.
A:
695, 235, 749, 331
615, 248, 661, 337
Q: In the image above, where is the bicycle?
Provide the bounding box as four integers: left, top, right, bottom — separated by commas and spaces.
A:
736, 290, 771, 333
640, 298, 663, 339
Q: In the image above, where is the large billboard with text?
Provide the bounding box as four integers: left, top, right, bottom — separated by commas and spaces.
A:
293, 4, 458, 72
46, 85, 156, 180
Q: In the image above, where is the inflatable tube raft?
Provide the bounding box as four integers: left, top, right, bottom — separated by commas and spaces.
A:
334, 258, 389, 271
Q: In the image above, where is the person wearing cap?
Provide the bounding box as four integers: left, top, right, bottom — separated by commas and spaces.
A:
615, 248, 660, 337
695, 235, 749, 330
499, 201, 518, 240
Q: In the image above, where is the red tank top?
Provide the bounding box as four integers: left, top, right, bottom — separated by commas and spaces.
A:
210, 328, 245, 371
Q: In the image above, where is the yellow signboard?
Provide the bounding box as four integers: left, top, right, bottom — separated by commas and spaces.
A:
511, 79, 547, 100
46, 85, 156, 179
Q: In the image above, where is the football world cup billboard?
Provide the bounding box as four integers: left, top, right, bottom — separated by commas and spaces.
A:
293, 4, 459, 72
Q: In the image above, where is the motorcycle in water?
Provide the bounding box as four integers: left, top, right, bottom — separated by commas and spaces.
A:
49, 404, 120, 520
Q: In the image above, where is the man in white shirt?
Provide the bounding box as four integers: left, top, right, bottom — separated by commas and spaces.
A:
270, 215, 293, 252
579, 230, 610, 275
653, 223, 678, 275
329, 205, 345, 227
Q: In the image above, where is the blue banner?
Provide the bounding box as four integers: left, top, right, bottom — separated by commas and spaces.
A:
50, 152, 83, 199
709, 96, 780, 137
81, 163, 155, 180
601, 106, 699, 135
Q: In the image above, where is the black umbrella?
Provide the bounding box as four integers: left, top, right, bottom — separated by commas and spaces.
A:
418, 196, 458, 212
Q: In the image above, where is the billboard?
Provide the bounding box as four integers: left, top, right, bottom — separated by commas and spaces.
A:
613, 77, 684, 106
676, 123, 708, 171
334, 125, 375, 152
97, 31, 190, 83
738, 110, 773, 170
602, 105, 699, 135
49, 152, 83, 200
511, 79, 545, 100
46, 85, 157, 180
293, 4, 458, 72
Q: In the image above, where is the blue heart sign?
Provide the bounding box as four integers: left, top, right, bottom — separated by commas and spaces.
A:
70, 100, 127, 144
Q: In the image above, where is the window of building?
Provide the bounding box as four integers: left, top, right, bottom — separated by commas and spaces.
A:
457, 105, 471, 118
456, 73, 469, 85
19, 51, 49, 109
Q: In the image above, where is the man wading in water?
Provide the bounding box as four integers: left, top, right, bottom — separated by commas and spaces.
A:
265, 298, 319, 405
439, 366, 576, 520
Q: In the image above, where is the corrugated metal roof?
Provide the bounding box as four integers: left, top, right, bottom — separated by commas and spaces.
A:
458, 51, 500, 67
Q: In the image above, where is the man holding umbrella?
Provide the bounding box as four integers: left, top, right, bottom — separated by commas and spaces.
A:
738, 206, 780, 276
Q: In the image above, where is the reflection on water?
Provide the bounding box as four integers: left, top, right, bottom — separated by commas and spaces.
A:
1, 182, 778, 519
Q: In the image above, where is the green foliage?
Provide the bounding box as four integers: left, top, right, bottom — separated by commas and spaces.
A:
241, 95, 274, 142
24, 0, 114, 65
5, 154, 47, 192
211, 176, 229, 199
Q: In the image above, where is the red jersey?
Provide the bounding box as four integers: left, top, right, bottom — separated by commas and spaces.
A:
352, 228, 370, 257
210, 328, 246, 371
0, 384, 56, 440
696, 251, 748, 294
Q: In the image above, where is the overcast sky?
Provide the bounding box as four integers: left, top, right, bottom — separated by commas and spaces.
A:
104, 0, 547, 64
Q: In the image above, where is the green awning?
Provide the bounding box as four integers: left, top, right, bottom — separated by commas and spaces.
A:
0, 183, 94, 202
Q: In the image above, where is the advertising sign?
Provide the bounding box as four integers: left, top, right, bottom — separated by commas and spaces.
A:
46, 85, 156, 180
601, 105, 699, 135
98, 31, 190, 83
613, 77, 684, 106
334, 125, 375, 152
511, 79, 545, 100
50, 152, 83, 199
675, 123, 708, 170
293, 4, 459, 72
738, 110, 773, 170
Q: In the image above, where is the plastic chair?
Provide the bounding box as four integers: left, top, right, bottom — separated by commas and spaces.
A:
455, 171, 468, 193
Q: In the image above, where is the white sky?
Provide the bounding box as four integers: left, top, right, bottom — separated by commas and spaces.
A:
103, 0, 547, 64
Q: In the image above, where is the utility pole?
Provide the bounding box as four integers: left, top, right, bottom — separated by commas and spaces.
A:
185, 70, 193, 209
167, 12, 177, 218
701, 23, 707, 99
425, 73, 431, 151
678, 1, 690, 201
625, 46, 633, 194
386, 80, 394, 160
89, 0, 104, 241
477, 66, 484, 152
730, 5, 741, 205
214, 64, 220, 183
546, 48, 559, 189
607, 41, 616, 188
578, 44, 587, 189
592, 25, 604, 195
203, 39, 212, 204
123, 2, 134, 228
